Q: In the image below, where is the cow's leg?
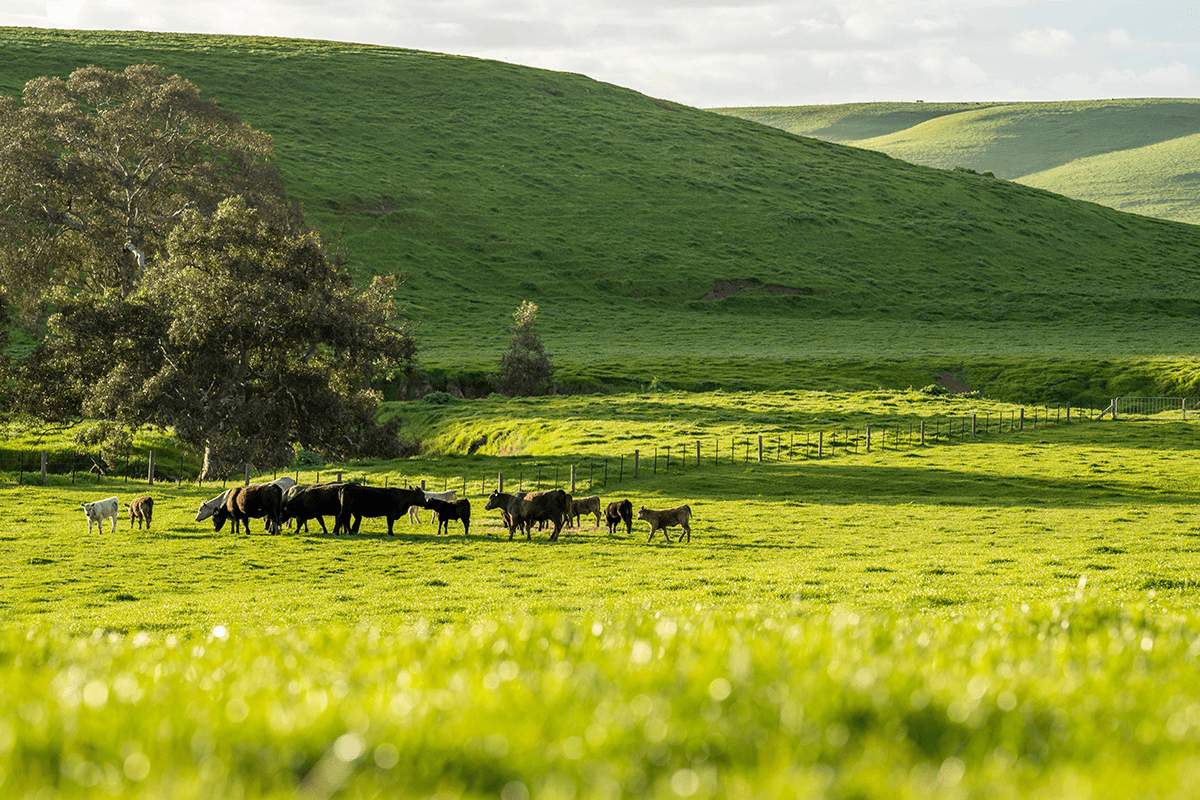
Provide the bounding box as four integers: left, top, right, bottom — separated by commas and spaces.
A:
680, 523, 691, 543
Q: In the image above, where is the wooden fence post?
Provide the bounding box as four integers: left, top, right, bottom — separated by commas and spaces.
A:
920, 420, 926, 446
633, 450, 639, 479
757, 435, 763, 462
818, 431, 824, 459
570, 464, 576, 493
40, 450, 47, 486
1019, 408, 1025, 431
147, 450, 156, 485
696, 441, 701, 467
865, 427, 871, 454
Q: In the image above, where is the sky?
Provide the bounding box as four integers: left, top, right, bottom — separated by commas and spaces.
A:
2, 1, 1199, 108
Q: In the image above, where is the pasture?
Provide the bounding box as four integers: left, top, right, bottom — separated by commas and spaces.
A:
714, 98, 1200, 225
3, 392, 1200, 798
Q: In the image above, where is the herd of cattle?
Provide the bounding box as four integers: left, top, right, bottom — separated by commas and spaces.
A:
79, 476, 695, 543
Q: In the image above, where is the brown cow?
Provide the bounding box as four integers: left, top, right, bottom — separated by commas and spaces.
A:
606, 499, 633, 535
637, 504, 692, 543
569, 495, 603, 528
128, 496, 153, 530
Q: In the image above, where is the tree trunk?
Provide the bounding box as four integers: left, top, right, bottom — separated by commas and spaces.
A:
199, 443, 219, 483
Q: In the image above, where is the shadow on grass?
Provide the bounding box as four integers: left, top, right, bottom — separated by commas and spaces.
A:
673, 461, 1200, 510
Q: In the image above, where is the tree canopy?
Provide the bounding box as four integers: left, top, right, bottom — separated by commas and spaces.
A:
1, 65, 416, 476
15, 197, 416, 478
0, 63, 299, 323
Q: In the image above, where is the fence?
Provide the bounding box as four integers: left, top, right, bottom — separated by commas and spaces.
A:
0, 404, 1084, 498
1097, 397, 1200, 421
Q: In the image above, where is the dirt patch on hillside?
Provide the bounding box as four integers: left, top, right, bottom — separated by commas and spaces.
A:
699, 279, 814, 301
935, 371, 974, 394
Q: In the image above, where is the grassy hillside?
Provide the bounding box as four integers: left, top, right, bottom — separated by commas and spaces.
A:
4, 29, 1200, 401
714, 99, 1200, 225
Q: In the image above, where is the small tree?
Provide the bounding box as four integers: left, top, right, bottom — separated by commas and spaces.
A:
495, 301, 555, 396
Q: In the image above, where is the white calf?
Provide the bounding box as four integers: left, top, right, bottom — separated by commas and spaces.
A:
410, 489, 458, 523
82, 496, 120, 534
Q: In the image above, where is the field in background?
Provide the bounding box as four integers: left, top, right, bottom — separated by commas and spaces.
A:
4, 30, 1200, 403
3, 393, 1200, 797
713, 99, 1200, 226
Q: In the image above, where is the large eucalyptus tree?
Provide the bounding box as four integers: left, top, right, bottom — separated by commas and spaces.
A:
0, 63, 299, 320
1, 65, 417, 476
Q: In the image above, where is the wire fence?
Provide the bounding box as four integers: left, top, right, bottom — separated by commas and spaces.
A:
1, 404, 1092, 498
1107, 397, 1200, 421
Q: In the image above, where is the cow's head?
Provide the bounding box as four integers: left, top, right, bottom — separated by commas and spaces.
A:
212, 507, 230, 532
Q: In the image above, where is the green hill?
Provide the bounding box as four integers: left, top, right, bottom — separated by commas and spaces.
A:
4, 28, 1200, 403
713, 99, 1200, 226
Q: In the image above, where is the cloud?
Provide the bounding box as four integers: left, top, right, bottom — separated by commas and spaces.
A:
843, 12, 889, 42
1011, 27, 1076, 57
4, 0, 1199, 107
1105, 28, 1135, 48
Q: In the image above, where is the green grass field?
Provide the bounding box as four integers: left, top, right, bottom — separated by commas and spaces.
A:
714, 99, 1200, 225
5, 27, 1200, 799
5, 393, 1200, 798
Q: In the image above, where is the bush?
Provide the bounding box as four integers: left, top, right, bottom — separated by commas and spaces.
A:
422, 391, 457, 405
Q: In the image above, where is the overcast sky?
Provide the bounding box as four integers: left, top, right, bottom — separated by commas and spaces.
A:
4, 1, 1200, 108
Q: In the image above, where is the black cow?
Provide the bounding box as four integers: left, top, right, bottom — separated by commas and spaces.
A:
281, 483, 355, 535
606, 499, 633, 535
424, 497, 472, 537
485, 489, 570, 541
214, 483, 284, 535
337, 484, 426, 535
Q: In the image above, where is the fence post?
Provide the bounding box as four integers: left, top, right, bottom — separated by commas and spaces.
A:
633, 450, 639, 479
498, 472, 504, 493
1019, 408, 1025, 431
147, 450, 156, 485
696, 441, 701, 468
757, 435, 763, 462
40, 450, 47, 486
818, 431, 824, 459
570, 464, 576, 493
1112, 398, 1119, 422
972, 414, 977, 437
865, 427, 871, 454
920, 420, 926, 446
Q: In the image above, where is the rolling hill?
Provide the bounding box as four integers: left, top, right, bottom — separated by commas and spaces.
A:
712, 99, 1200, 226
3, 28, 1200, 402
